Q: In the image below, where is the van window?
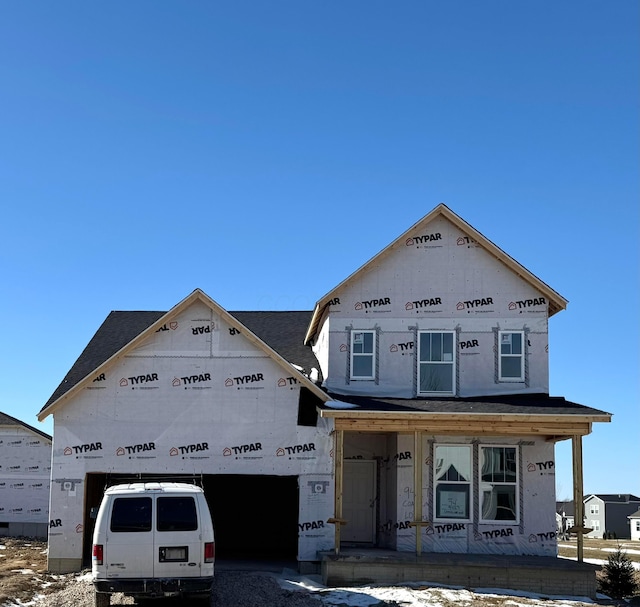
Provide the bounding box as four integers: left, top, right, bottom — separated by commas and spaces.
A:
111, 497, 152, 532
157, 497, 198, 532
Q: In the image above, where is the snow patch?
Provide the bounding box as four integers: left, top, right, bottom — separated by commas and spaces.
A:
324, 400, 359, 409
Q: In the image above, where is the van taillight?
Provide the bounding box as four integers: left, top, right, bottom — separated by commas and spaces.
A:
92, 544, 103, 565
204, 541, 215, 563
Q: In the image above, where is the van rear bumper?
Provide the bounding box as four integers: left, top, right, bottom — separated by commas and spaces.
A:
94, 576, 214, 597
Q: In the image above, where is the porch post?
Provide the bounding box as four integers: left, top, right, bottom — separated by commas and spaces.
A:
334, 429, 344, 555
414, 430, 423, 555
572, 434, 584, 562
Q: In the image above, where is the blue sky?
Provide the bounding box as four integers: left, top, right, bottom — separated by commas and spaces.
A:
0, 1, 637, 498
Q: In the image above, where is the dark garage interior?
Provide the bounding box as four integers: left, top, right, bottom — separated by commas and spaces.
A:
83, 473, 299, 564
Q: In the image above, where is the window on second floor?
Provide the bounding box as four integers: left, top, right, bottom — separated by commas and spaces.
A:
350, 330, 376, 380
498, 331, 524, 381
418, 331, 455, 395
590, 503, 599, 515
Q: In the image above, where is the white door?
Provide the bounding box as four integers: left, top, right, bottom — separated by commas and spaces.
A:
104, 495, 154, 578
342, 460, 376, 544
154, 494, 203, 579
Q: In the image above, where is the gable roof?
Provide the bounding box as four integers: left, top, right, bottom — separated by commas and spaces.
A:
304, 204, 568, 344
0, 411, 51, 442
584, 494, 640, 504
38, 289, 326, 421
628, 508, 640, 519
556, 501, 575, 516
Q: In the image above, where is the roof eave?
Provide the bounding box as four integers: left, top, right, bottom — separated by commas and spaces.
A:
319, 408, 611, 438
304, 204, 568, 343
39, 289, 328, 421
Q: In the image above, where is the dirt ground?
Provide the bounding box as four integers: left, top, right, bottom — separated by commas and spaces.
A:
558, 538, 640, 565
1, 536, 639, 607
0, 538, 66, 605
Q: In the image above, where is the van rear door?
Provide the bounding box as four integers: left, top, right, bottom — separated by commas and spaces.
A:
154, 494, 203, 578
105, 495, 154, 578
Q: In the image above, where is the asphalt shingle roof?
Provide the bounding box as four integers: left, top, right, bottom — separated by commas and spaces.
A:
40, 309, 610, 420
42, 310, 320, 411
324, 392, 610, 417
0, 410, 52, 441
587, 494, 640, 503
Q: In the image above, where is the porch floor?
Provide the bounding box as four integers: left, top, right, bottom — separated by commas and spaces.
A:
320, 548, 599, 599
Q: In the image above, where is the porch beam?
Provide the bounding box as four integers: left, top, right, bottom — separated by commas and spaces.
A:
321, 411, 611, 424
332, 419, 593, 436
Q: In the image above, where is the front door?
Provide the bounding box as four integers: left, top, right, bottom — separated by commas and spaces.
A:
342, 460, 376, 544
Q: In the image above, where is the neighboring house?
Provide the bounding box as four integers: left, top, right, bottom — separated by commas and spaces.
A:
556, 501, 575, 537
38, 204, 611, 574
629, 508, 640, 542
0, 412, 51, 539
583, 494, 640, 539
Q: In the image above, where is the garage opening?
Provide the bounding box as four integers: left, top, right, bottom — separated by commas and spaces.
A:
83, 473, 299, 564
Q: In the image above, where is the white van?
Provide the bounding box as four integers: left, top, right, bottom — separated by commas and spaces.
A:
92, 482, 215, 606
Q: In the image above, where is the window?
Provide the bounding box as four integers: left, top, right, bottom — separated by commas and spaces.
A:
480, 446, 518, 523
635, 521, 640, 532
350, 330, 376, 379
434, 445, 471, 521
591, 519, 600, 531
157, 497, 198, 531
110, 497, 152, 532
499, 331, 524, 381
418, 331, 455, 395
590, 504, 599, 515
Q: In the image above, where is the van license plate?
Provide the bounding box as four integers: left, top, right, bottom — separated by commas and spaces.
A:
160, 546, 188, 562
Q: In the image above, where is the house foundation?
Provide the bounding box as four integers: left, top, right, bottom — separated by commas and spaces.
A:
321, 549, 599, 599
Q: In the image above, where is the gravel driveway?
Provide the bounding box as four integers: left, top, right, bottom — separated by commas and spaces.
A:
35, 570, 323, 607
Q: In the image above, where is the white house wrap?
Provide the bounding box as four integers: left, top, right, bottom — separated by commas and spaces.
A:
39, 205, 610, 575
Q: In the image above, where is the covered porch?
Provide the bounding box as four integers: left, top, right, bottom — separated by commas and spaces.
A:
319, 394, 611, 598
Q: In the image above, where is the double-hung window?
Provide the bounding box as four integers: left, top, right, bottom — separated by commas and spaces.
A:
479, 446, 518, 523
498, 331, 524, 381
418, 331, 455, 395
434, 445, 471, 521
350, 330, 376, 380
589, 504, 599, 515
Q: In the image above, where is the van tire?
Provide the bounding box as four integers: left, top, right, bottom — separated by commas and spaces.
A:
94, 591, 110, 607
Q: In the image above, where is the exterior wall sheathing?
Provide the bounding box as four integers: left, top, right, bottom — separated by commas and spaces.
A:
47, 300, 334, 572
